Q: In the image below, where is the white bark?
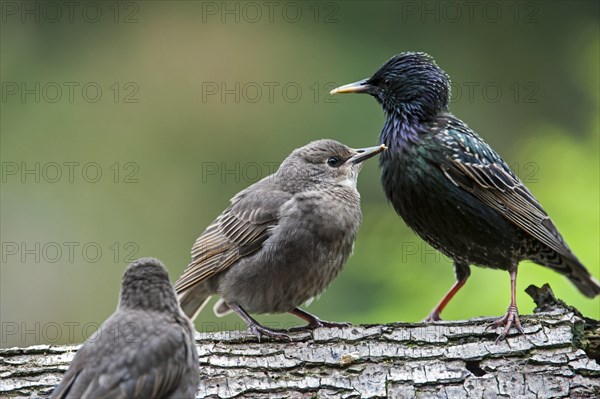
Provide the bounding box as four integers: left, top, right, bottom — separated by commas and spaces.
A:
1, 285, 599, 398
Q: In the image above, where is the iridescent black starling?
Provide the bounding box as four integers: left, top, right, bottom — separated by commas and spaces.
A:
174, 139, 385, 340
50, 258, 199, 399
331, 52, 600, 341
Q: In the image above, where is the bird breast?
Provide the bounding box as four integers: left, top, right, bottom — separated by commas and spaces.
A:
380, 141, 522, 268
218, 188, 361, 314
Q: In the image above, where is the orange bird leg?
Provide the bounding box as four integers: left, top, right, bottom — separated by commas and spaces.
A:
423, 261, 470, 322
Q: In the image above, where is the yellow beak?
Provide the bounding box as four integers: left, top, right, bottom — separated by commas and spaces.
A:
330, 79, 372, 94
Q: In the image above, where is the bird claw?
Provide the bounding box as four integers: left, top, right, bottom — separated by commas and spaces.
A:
423, 311, 442, 322
248, 324, 291, 341
311, 320, 351, 329
288, 319, 351, 332
487, 305, 524, 343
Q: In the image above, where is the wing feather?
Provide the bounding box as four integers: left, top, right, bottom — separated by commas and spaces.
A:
433, 116, 574, 260
174, 183, 292, 293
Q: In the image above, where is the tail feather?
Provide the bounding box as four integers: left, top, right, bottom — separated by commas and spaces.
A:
569, 267, 600, 298
532, 247, 600, 298
177, 285, 212, 321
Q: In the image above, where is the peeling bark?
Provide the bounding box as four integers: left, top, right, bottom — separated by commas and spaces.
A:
1, 285, 599, 398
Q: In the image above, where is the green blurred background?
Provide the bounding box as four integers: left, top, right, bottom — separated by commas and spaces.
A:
1, 1, 598, 348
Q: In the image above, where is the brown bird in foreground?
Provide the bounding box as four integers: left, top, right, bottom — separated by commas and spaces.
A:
175, 139, 385, 339
51, 258, 198, 399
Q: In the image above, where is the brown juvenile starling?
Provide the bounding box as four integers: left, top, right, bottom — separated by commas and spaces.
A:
50, 258, 199, 399
175, 139, 385, 339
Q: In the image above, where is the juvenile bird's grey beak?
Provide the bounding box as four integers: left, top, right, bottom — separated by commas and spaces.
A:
348, 144, 387, 165
330, 79, 372, 94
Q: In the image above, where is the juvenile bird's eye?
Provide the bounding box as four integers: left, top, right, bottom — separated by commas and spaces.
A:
327, 157, 342, 167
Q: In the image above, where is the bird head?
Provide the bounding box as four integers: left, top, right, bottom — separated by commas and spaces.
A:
277, 139, 386, 191
118, 258, 181, 314
331, 52, 450, 122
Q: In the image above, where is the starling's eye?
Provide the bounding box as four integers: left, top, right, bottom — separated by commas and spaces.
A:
327, 157, 342, 167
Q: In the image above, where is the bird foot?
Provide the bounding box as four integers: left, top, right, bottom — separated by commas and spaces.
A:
288, 319, 351, 332
248, 323, 291, 341
309, 319, 351, 329
423, 311, 442, 322
486, 305, 524, 343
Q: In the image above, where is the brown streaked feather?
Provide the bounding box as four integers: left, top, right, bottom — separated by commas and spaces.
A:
174, 187, 293, 293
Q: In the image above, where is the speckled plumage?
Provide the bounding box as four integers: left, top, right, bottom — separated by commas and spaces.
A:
332, 52, 600, 340
174, 139, 385, 339
50, 258, 198, 399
